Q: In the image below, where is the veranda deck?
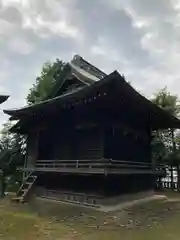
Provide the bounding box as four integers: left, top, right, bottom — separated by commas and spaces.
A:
23, 159, 165, 175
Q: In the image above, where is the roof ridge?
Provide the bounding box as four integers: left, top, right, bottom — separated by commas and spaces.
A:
45, 55, 107, 100
71, 55, 107, 79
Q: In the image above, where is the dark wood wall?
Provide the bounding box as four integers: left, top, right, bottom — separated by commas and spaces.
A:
28, 96, 152, 163
74, 126, 103, 159
27, 132, 38, 167
37, 124, 104, 160
104, 124, 151, 163
36, 122, 151, 163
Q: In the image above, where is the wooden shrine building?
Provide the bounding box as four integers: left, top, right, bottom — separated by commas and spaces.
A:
3, 55, 180, 205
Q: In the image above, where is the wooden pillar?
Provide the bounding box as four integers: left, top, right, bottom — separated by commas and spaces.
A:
100, 125, 105, 159
71, 125, 76, 160
104, 125, 114, 160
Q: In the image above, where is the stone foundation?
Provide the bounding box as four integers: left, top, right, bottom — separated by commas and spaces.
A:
35, 187, 155, 208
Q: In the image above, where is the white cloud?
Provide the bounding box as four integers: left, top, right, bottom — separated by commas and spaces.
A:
0, 0, 180, 127
22, 15, 81, 39
15, 0, 82, 40
91, 37, 128, 63
35, 16, 80, 39
2, 0, 21, 6
91, 45, 106, 56
0, 19, 18, 36
8, 37, 35, 54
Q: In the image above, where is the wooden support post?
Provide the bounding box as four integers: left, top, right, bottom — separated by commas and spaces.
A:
76, 160, 79, 168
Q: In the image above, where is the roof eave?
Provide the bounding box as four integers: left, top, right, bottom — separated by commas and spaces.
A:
0, 95, 9, 104
4, 71, 180, 130
3, 71, 118, 119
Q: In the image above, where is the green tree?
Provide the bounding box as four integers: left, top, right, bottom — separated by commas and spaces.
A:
0, 122, 24, 197
151, 87, 180, 189
151, 134, 168, 165
26, 59, 68, 104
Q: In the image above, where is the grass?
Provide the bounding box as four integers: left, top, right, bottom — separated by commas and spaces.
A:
1, 191, 180, 239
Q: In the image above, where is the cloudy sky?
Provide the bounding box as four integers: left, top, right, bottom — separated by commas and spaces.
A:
0, 0, 180, 126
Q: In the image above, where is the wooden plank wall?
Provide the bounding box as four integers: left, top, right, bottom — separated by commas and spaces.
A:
27, 132, 38, 167
75, 126, 103, 160
49, 125, 103, 160
104, 125, 150, 162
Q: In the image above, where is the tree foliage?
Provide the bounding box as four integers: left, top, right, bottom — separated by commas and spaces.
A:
152, 87, 180, 117
151, 88, 180, 154
26, 58, 67, 104
0, 122, 25, 197
151, 87, 180, 189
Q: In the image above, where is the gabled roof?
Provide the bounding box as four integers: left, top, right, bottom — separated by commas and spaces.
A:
70, 55, 106, 82
3, 55, 107, 133
45, 55, 107, 99
3, 71, 180, 131
6, 55, 106, 116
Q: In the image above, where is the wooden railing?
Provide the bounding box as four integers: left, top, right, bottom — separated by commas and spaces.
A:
156, 180, 178, 191
34, 159, 165, 173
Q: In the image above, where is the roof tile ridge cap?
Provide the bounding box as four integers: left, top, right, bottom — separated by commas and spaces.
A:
72, 55, 107, 76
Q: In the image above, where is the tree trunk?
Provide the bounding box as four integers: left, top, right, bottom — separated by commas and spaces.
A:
0, 171, 6, 198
